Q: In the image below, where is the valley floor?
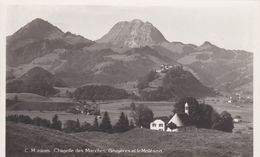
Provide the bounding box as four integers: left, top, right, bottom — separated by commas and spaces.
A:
7, 96, 253, 133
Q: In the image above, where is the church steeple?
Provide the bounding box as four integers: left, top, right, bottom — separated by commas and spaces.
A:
185, 102, 189, 115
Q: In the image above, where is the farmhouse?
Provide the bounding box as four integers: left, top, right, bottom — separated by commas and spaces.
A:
150, 116, 169, 131
150, 102, 191, 132
150, 119, 165, 131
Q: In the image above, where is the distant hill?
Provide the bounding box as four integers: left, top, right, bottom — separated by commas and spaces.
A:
73, 84, 130, 100
153, 41, 253, 95
6, 67, 65, 96
176, 42, 253, 95
138, 67, 216, 100
53, 46, 176, 86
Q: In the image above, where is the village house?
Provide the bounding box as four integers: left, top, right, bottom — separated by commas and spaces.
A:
150, 119, 165, 131
150, 102, 192, 132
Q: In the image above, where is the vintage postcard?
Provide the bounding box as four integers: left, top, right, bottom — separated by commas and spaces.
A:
1, 0, 259, 157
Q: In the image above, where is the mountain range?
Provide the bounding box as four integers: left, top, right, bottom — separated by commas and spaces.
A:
6, 18, 253, 96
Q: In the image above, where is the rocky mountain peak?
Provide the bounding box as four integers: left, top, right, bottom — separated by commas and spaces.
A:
97, 19, 168, 48
131, 19, 144, 24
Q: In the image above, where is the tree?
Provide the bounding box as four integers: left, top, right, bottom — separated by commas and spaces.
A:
114, 112, 130, 132
75, 118, 81, 132
92, 116, 99, 131
133, 104, 154, 128
99, 111, 112, 132
51, 115, 62, 131
196, 103, 216, 128
212, 111, 234, 132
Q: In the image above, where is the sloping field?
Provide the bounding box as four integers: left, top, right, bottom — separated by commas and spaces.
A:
7, 101, 78, 111
6, 122, 117, 157
6, 93, 51, 102
74, 128, 253, 157
6, 122, 253, 157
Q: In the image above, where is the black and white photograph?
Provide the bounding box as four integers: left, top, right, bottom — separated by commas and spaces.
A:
2, 1, 259, 157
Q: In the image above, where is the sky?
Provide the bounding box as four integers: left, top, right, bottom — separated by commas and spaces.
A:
5, 4, 259, 52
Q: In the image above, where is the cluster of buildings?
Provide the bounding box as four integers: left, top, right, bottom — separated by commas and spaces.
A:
227, 93, 253, 104
150, 101, 243, 131
66, 101, 100, 115
155, 64, 174, 73
150, 102, 193, 132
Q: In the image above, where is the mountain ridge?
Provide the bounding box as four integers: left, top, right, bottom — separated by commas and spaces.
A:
6, 18, 253, 95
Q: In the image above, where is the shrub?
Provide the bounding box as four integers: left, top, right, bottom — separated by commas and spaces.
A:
212, 111, 234, 132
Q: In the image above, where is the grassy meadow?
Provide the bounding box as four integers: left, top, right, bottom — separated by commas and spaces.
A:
7, 122, 253, 157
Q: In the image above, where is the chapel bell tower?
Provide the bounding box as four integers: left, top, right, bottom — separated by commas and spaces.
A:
185, 102, 189, 115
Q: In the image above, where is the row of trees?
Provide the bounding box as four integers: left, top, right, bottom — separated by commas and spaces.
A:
72, 111, 135, 133
7, 114, 62, 130
6, 111, 136, 134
